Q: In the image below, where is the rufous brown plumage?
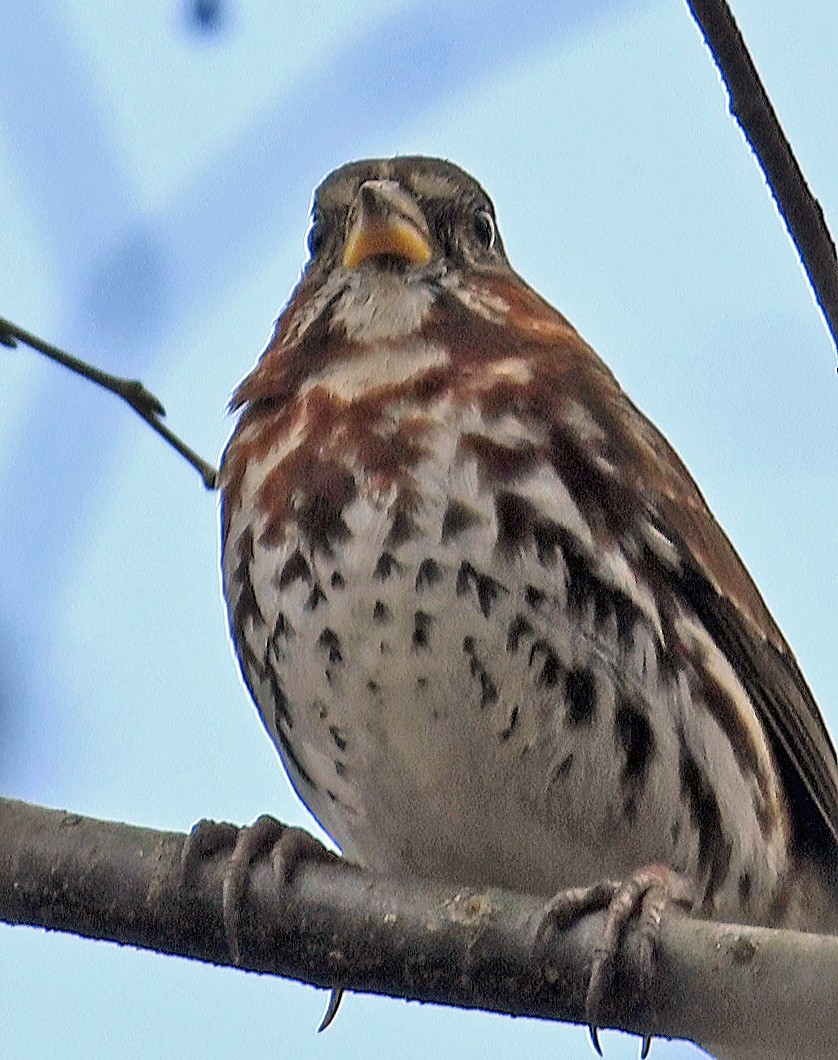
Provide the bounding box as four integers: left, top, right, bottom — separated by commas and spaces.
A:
218, 156, 838, 1025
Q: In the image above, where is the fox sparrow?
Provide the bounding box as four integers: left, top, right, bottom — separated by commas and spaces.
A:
217, 156, 838, 1027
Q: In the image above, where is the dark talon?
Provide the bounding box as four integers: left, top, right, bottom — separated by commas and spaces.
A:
640, 1034, 653, 1057
588, 1024, 603, 1056
317, 987, 345, 1032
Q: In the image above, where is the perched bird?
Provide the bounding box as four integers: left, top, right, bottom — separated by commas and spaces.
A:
217, 156, 838, 1024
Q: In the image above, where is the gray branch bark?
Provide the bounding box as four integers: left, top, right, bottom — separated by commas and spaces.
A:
1, 796, 837, 1058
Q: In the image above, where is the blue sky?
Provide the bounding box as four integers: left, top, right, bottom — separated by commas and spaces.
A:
1, 2, 836, 1057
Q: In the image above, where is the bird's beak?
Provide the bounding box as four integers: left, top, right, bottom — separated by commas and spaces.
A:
343, 179, 432, 269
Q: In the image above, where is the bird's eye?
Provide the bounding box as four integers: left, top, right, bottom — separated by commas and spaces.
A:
473, 208, 496, 251
307, 212, 325, 257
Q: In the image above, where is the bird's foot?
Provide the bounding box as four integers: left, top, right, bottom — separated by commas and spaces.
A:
535, 865, 694, 1055
181, 814, 338, 965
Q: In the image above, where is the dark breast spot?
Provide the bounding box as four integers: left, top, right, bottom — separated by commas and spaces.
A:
264, 663, 315, 791
506, 614, 533, 653
494, 492, 535, 555
615, 697, 656, 823
386, 507, 419, 546
498, 704, 520, 741
415, 557, 443, 590
529, 639, 562, 688
614, 697, 654, 779
462, 636, 499, 708
456, 561, 507, 619
479, 671, 499, 708
565, 668, 596, 726
441, 499, 482, 542
230, 527, 262, 675
328, 725, 348, 752
278, 549, 312, 589
412, 610, 433, 651
493, 491, 566, 567
318, 628, 343, 664
293, 465, 356, 556
531, 521, 565, 566
562, 542, 608, 619
612, 595, 638, 650
273, 612, 294, 641
373, 600, 392, 624
272, 680, 292, 731
305, 584, 327, 611
374, 551, 402, 580
549, 754, 574, 788
551, 529, 644, 641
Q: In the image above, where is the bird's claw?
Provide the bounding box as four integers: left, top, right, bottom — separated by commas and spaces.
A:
536, 866, 690, 1052
181, 814, 338, 966
317, 987, 345, 1032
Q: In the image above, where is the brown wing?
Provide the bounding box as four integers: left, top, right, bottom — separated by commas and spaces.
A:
497, 274, 838, 854
616, 383, 838, 853
656, 494, 838, 852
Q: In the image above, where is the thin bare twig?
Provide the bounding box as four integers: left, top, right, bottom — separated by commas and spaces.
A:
685, 0, 838, 358
0, 316, 219, 489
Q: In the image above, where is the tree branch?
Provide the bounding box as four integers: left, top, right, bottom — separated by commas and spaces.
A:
685, 0, 838, 358
0, 316, 219, 490
1, 796, 837, 1058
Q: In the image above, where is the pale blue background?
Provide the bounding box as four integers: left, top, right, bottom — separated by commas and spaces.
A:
1, 2, 836, 1057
